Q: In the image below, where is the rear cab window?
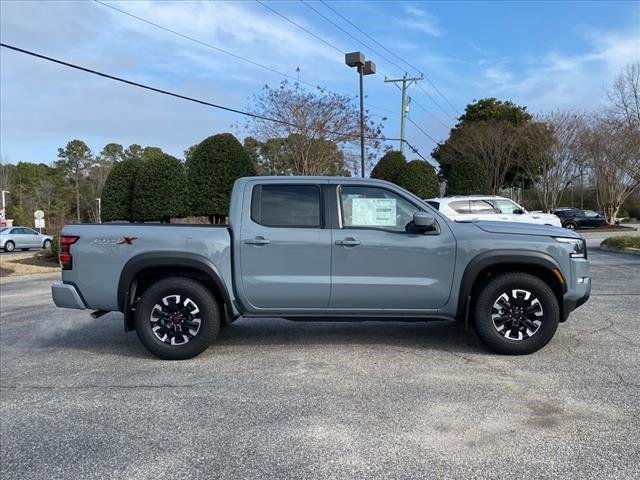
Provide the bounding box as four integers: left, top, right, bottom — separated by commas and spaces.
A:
251, 184, 322, 228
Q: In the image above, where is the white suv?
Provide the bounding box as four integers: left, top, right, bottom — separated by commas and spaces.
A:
425, 195, 562, 227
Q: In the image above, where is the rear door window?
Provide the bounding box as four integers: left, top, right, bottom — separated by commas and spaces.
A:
251, 184, 321, 228
470, 200, 498, 214
447, 200, 471, 214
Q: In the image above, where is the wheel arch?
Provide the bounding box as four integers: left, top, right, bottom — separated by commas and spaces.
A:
118, 251, 235, 331
456, 250, 567, 321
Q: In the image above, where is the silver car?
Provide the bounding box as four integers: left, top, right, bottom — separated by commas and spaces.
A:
0, 227, 53, 252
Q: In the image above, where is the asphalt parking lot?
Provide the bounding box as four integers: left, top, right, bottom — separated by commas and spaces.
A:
1, 246, 639, 480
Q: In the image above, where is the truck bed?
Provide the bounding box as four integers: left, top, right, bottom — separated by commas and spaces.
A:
59, 223, 232, 312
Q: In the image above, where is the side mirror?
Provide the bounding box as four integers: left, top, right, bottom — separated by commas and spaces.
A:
514, 208, 525, 215
413, 211, 436, 231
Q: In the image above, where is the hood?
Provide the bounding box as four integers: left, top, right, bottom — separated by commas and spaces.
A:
472, 220, 580, 238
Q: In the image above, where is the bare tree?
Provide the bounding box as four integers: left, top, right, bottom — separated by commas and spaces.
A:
607, 62, 640, 126
606, 62, 640, 184
246, 81, 383, 176
444, 121, 527, 194
582, 115, 640, 224
520, 111, 584, 212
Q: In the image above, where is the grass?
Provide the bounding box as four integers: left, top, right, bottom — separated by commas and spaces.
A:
600, 236, 640, 250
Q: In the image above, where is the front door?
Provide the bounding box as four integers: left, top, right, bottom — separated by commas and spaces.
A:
239, 182, 331, 311
330, 185, 456, 311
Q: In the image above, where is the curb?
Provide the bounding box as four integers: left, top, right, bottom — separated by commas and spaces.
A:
599, 245, 640, 256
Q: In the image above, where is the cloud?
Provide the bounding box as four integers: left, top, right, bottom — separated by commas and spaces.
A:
396, 5, 444, 37
470, 25, 640, 111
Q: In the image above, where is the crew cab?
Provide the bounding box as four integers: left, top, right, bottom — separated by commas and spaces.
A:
52, 177, 590, 359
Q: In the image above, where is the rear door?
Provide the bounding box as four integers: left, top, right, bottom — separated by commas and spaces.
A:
22, 228, 41, 247
12, 228, 29, 248
330, 184, 456, 311
238, 181, 331, 311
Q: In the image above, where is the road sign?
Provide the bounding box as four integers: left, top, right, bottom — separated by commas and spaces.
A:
35, 218, 45, 229
34, 210, 45, 220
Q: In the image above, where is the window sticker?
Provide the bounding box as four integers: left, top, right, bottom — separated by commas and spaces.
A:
351, 198, 396, 226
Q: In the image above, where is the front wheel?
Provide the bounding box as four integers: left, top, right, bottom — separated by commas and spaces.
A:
473, 272, 560, 355
134, 277, 221, 360
43, 239, 52, 250
4, 241, 15, 252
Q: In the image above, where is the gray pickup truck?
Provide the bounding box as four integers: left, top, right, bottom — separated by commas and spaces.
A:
52, 176, 590, 359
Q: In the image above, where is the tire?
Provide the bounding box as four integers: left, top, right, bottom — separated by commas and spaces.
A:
4, 241, 15, 252
564, 222, 577, 230
473, 272, 560, 355
43, 239, 52, 250
134, 277, 221, 360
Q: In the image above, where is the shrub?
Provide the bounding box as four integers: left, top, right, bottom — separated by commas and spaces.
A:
188, 133, 256, 222
101, 159, 140, 222
601, 236, 640, 250
370, 150, 406, 185
397, 160, 440, 199
132, 154, 190, 222
445, 156, 488, 195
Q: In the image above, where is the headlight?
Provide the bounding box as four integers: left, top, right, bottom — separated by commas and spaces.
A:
554, 237, 587, 258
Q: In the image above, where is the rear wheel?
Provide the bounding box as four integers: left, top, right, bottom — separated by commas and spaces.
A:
134, 277, 221, 360
473, 272, 560, 355
564, 221, 577, 230
4, 241, 15, 252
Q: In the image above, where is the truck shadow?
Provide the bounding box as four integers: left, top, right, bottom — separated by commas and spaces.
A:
34, 314, 486, 358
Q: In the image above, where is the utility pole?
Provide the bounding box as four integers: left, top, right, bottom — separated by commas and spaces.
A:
384, 73, 424, 155
96, 198, 102, 224
1, 190, 8, 211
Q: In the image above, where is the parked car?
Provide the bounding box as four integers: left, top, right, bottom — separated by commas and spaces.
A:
52, 177, 590, 359
425, 195, 562, 227
0, 226, 53, 252
553, 209, 607, 230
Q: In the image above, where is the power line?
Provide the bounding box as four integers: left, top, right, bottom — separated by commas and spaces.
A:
299, 0, 407, 75
407, 117, 440, 146
318, 0, 460, 117
255, 0, 342, 54
93, 0, 395, 116
0, 42, 429, 160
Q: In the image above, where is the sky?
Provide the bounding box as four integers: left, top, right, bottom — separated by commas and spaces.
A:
1, 0, 639, 167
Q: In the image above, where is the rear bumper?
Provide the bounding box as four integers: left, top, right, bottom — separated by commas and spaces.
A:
51, 282, 87, 310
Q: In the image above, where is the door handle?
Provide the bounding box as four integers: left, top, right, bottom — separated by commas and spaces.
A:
244, 236, 270, 246
335, 238, 361, 247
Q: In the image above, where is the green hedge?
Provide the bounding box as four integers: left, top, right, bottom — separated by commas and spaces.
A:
188, 133, 256, 221
397, 160, 439, 199
370, 150, 406, 185
101, 159, 140, 222
600, 236, 640, 250
132, 154, 190, 222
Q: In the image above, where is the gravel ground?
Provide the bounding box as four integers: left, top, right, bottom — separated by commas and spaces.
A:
0, 247, 639, 480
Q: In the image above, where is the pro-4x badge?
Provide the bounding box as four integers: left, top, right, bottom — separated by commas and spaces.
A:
117, 237, 138, 245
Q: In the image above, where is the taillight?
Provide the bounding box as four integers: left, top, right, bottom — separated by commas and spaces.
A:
59, 235, 79, 270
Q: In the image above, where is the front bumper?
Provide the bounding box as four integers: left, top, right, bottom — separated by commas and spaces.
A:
561, 258, 591, 321
51, 282, 87, 310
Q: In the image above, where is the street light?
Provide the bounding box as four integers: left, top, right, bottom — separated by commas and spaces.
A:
345, 52, 376, 177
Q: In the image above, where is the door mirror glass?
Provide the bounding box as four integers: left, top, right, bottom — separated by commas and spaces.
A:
513, 208, 525, 215
413, 212, 436, 230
